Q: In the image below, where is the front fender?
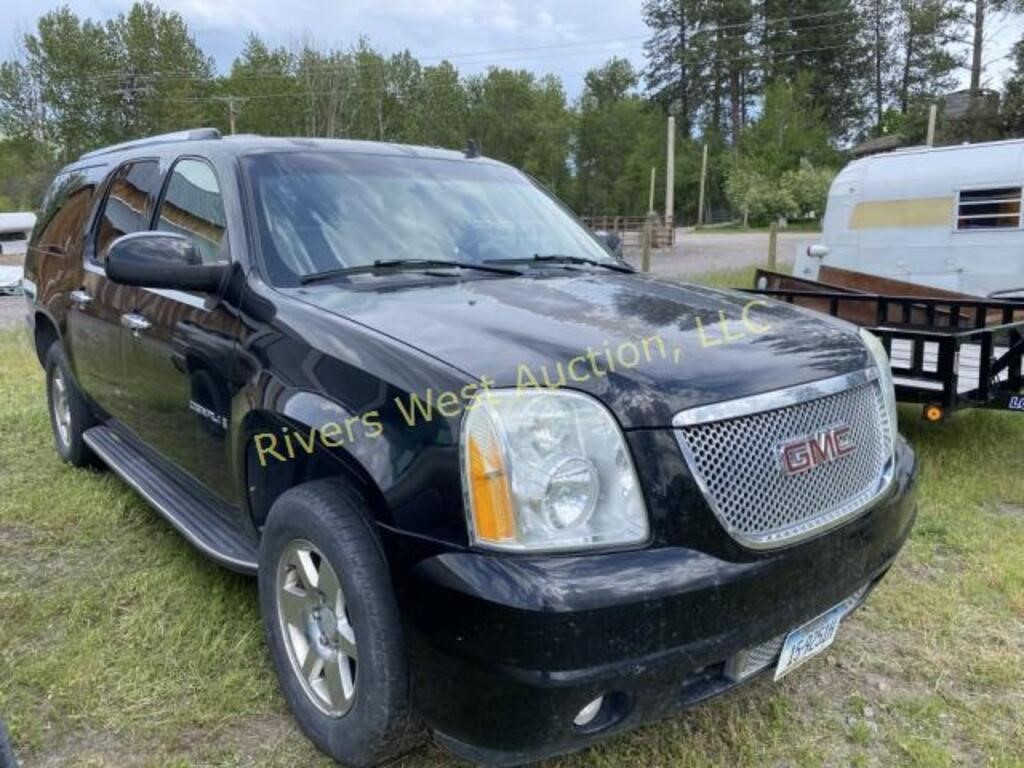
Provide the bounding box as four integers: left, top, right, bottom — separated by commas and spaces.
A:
238, 386, 469, 549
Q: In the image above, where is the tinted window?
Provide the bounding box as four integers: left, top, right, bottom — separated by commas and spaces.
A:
34, 171, 96, 254
244, 152, 612, 285
94, 160, 161, 261
956, 187, 1022, 230
156, 159, 228, 264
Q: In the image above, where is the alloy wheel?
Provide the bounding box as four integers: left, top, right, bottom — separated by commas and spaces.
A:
51, 368, 72, 448
276, 539, 358, 717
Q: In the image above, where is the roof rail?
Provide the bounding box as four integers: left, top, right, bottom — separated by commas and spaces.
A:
78, 128, 222, 161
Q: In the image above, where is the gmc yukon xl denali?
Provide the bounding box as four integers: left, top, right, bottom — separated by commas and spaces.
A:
23, 129, 918, 767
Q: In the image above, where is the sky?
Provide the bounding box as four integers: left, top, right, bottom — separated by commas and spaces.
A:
2, 1, 1023, 100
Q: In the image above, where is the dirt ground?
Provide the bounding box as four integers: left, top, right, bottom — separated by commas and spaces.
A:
622, 229, 812, 278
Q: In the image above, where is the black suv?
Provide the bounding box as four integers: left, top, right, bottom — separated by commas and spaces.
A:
24, 129, 918, 766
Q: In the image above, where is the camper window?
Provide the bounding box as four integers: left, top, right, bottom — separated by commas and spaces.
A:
956, 187, 1023, 230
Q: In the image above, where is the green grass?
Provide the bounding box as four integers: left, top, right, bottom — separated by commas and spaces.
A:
694, 221, 823, 234
1, 303, 1023, 766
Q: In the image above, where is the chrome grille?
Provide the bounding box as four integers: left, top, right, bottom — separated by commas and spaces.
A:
724, 634, 785, 681
673, 370, 894, 550
723, 584, 871, 682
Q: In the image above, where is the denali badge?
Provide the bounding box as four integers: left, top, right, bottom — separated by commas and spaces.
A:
779, 426, 855, 476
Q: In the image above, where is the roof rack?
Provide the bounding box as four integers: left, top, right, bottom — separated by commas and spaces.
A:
78, 128, 222, 161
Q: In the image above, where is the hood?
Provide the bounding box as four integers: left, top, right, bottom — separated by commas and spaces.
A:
289, 272, 870, 429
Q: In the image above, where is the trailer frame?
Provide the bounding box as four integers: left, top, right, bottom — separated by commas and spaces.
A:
747, 269, 1024, 419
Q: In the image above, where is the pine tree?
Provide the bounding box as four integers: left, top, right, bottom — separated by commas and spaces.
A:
223, 34, 302, 137
894, 0, 961, 112
762, 0, 873, 140
1002, 36, 1024, 134
642, 0, 705, 135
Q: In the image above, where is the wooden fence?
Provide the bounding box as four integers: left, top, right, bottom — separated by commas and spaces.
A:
582, 215, 675, 248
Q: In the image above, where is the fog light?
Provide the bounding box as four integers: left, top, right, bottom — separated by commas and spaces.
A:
573, 695, 604, 727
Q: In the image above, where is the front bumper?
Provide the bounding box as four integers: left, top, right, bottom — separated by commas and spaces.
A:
402, 436, 918, 765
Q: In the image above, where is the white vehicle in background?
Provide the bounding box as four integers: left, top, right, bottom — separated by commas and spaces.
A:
795, 138, 1024, 299
0, 212, 36, 295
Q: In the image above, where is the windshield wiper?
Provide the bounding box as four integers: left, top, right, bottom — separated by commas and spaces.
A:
300, 258, 521, 284
484, 254, 635, 274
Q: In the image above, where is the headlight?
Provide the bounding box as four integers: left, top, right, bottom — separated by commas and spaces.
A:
460, 389, 649, 552
859, 328, 898, 450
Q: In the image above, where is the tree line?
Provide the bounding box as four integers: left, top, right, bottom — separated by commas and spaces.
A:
3, 1, 1024, 224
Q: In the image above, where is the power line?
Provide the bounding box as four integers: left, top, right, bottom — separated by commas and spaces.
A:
105, 41, 865, 108
211, 95, 247, 133
34, 8, 867, 87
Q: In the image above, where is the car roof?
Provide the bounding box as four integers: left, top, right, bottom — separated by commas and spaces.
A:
64, 129, 495, 174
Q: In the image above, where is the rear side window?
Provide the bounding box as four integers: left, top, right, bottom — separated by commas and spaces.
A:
156, 158, 228, 264
94, 160, 162, 261
34, 171, 96, 255
956, 187, 1023, 230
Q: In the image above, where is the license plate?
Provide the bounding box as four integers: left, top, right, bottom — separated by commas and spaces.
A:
774, 603, 847, 681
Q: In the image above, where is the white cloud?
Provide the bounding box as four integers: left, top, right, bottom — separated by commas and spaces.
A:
0, 0, 647, 95
29, 2, 1021, 101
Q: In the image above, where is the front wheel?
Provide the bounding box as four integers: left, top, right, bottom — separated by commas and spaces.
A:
258, 479, 420, 767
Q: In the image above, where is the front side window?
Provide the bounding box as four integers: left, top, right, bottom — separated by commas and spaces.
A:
156, 158, 228, 264
244, 152, 612, 285
34, 171, 95, 254
956, 187, 1023, 230
94, 160, 162, 261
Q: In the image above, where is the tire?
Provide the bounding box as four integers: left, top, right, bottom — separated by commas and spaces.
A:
258, 479, 420, 767
0, 719, 19, 768
45, 344, 97, 468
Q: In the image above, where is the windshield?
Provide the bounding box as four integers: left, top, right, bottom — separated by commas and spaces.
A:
244, 151, 615, 285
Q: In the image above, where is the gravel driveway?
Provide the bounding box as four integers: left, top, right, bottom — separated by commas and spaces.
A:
623, 229, 814, 278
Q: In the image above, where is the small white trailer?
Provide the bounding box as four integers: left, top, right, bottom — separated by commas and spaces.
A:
795, 138, 1024, 299
0, 212, 36, 295
0, 212, 35, 259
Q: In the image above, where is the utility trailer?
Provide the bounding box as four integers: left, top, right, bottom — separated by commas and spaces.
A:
749, 269, 1024, 421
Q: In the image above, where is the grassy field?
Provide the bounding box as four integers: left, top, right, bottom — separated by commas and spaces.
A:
1, 281, 1023, 767
693, 221, 822, 234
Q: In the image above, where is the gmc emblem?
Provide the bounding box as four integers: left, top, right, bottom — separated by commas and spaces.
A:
779, 425, 855, 476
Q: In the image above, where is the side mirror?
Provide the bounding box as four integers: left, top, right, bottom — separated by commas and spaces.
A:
106, 232, 228, 293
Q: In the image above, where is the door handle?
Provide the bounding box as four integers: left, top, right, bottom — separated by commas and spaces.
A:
69, 289, 93, 308
121, 313, 152, 335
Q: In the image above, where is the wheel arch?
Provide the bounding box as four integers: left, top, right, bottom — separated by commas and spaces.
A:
239, 407, 392, 537
33, 309, 61, 367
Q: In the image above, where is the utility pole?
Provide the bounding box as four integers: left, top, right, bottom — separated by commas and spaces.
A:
926, 104, 938, 147
665, 116, 675, 229
112, 69, 152, 131
214, 96, 247, 135
970, 0, 985, 96
641, 215, 653, 273
697, 143, 709, 228
648, 167, 657, 213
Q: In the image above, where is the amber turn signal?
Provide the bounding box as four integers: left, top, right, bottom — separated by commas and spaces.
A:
467, 435, 515, 543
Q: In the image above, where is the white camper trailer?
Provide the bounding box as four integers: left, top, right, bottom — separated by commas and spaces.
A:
0, 212, 36, 295
795, 138, 1024, 299
0, 212, 35, 260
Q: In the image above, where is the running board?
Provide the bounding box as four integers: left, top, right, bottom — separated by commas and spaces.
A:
83, 425, 258, 574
